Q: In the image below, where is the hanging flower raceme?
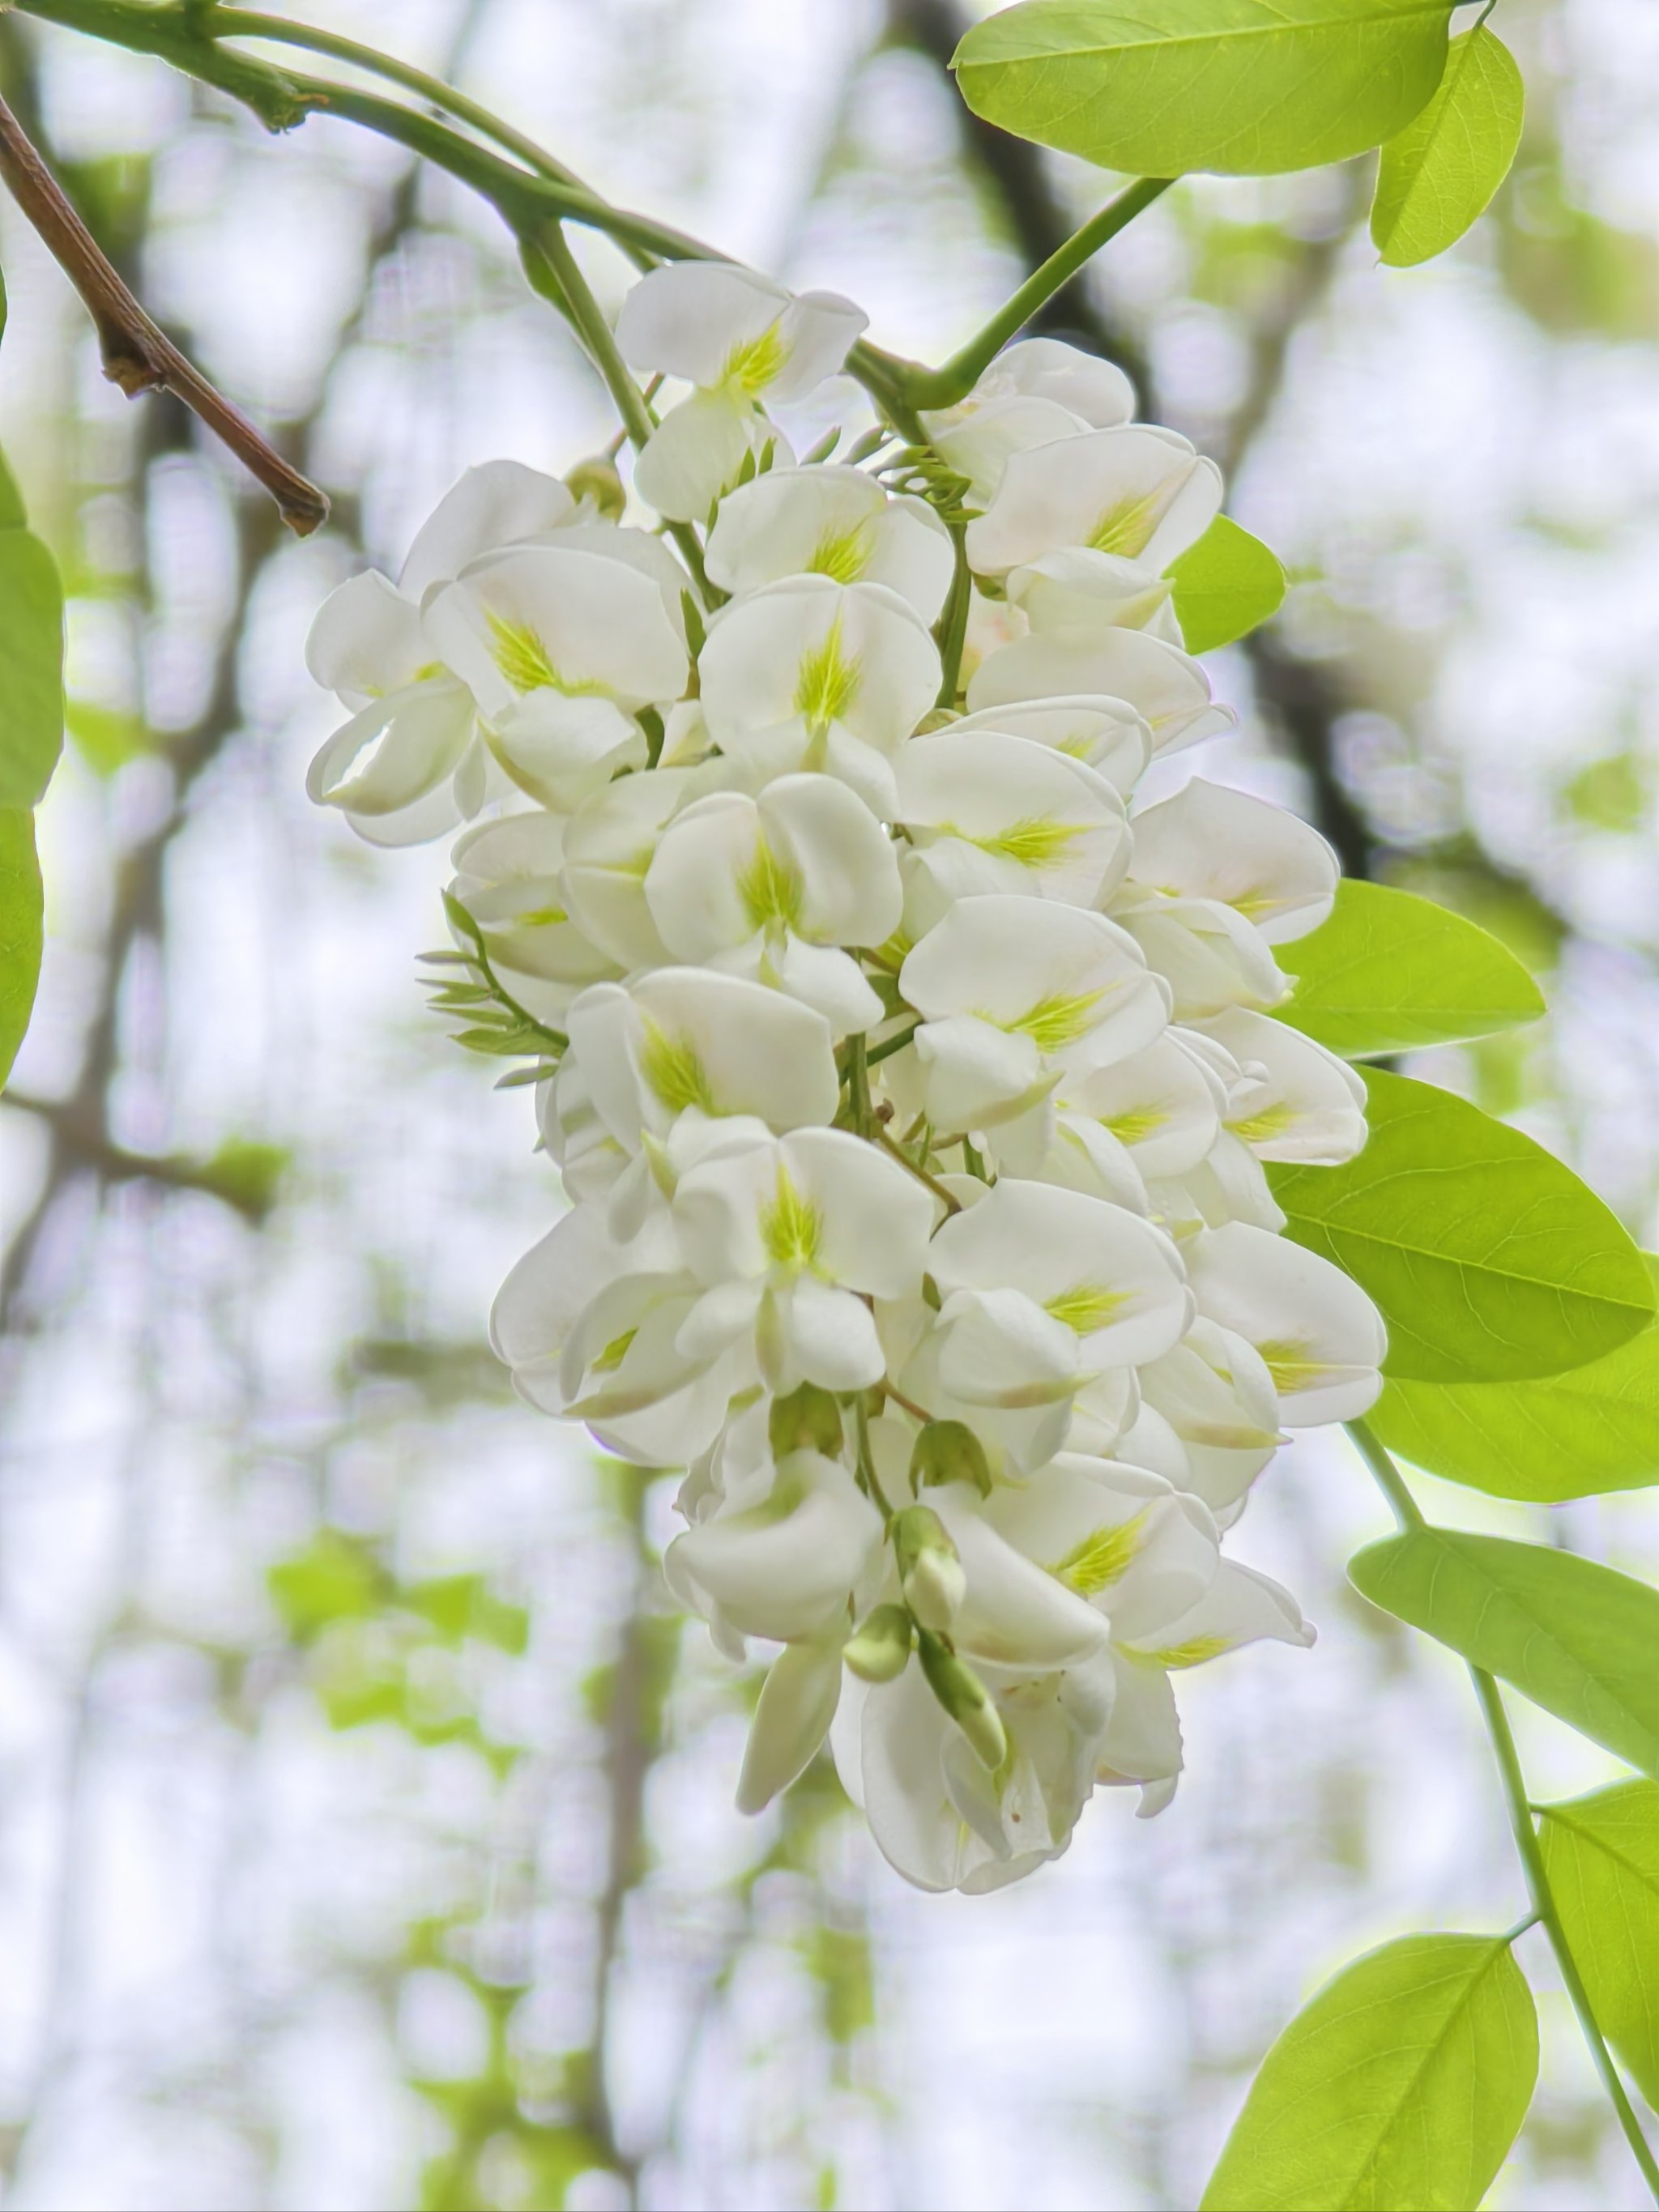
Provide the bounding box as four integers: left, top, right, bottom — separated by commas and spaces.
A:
305, 263, 1386, 1894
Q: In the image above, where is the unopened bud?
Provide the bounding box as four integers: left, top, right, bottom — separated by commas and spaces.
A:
917, 1629, 1007, 1771
563, 455, 626, 521
892, 1505, 965, 1630
910, 1418, 992, 1498
842, 1603, 913, 1684
769, 1383, 843, 1460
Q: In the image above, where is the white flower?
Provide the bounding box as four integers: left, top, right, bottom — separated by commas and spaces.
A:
1184, 1221, 1388, 1425
423, 542, 688, 808
673, 1125, 937, 1393
1202, 1008, 1369, 1166
949, 694, 1153, 796
897, 894, 1171, 1132
616, 262, 868, 522
697, 573, 941, 814
965, 425, 1222, 580
644, 772, 902, 1035
921, 337, 1135, 505
305, 461, 578, 844
892, 731, 1130, 933
1135, 1319, 1284, 1517
1005, 546, 1180, 643
448, 812, 618, 1025
967, 629, 1235, 754
706, 464, 954, 622
559, 767, 699, 971
664, 1447, 884, 1647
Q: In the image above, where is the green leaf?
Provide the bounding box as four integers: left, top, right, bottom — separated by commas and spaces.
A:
65, 700, 151, 777
952, 0, 1456, 179
0, 805, 43, 1089
1201, 1932, 1537, 2210
1274, 880, 1546, 1057
1166, 514, 1286, 652
0, 449, 24, 535
268, 1529, 383, 1639
1270, 1069, 1654, 1382
1371, 25, 1525, 266
1539, 1782, 1659, 2110
1350, 1529, 1659, 1775
1372, 1256, 1659, 1500
0, 527, 65, 809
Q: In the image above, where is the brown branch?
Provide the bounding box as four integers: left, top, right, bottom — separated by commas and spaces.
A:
2, 1091, 280, 1221
0, 89, 328, 534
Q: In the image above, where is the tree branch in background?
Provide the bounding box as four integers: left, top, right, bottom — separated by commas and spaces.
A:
0, 88, 328, 532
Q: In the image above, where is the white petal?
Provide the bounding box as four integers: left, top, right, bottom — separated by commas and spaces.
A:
933, 1286, 1081, 1409
783, 1274, 887, 1391
859, 1661, 960, 1891
306, 570, 427, 705
966, 426, 1223, 578
736, 1639, 845, 1813
564, 768, 697, 968
895, 732, 1130, 911
487, 691, 646, 812
967, 630, 1233, 755
1128, 781, 1339, 944
758, 774, 903, 945
925, 393, 1094, 506
1007, 547, 1175, 636
1123, 1557, 1315, 1663
706, 465, 954, 620
306, 679, 475, 817
424, 544, 688, 718
949, 693, 1153, 795
768, 290, 869, 399
929, 1485, 1112, 1669
698, 574, 941, 757
616, 261, 790, 384
1183, 1221, 1387, 1426
969, 338, 1134, 427
399, 459, 576, 599
668, 1451, 881, 1646
757, 935, 885, 1037
912, 1014, 1050, 1132
1059, 1031, 1226, 1178
1203, 1007, 1368, 1165
632, 387, 775, 525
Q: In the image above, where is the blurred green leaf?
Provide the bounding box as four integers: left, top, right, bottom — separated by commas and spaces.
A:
268, 1529, 382, 1639
0, 805, 43, 1089
1350, 1530, 1659, 1776
1273, 881, 1545, 1056
1167, 514, 1286, 653
1540, 1782, 1659, 2111
953, 0, 1456, 177
1201, 1932, 1537, 2210
403, 1571, 531, 1656
1564, 751, 1648, 834
196, 1137, 288, 1221
1371, 25, 1524, 266
65, 699, 151, 778
1373, 1258, 1659, 1500
1269, 1070, 1655, 1383
0, 526, 64, 809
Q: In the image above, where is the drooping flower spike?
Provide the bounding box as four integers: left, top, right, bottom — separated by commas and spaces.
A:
308, 268, 1384, 1894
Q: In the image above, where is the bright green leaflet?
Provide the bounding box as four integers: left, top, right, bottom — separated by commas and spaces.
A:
1540, 1783, 1659, 2113
1269, 1068, 1655, 1383
1274, 880, 1545, 1057
1166, 514, 1286, 653
1373, 1255, 1659, 1500
952, 0, 1456, 179
1201, 1932, 1537, 2211
1350, 1530, 1659, 1778
1371, 25, 1525, 267
0, 805, 42, 1089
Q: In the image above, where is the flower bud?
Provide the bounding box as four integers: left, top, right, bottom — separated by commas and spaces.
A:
892, 1505, 966, 1630
768, 1383, 844, 1460
563, 454, 626, 521
842, 1603, 913, 1684
917, 1628, 1007, 1771
910, 1418, 992, 1499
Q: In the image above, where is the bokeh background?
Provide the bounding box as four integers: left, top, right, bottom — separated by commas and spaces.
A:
3, 2, 1659, 2205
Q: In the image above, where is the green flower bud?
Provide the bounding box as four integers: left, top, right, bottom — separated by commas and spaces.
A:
842, 1603, 913, 1684
909, 1418, 992, 1498
768, 1383, 844, 1460
563, 455, 626, 520
892, 1504, 966, 1630
917, 1629, 1007, 1771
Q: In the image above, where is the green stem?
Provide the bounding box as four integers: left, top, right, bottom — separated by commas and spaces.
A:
933, 525, 971, 710
897, 176, 1176, 411
1348, 1418, 1659, 2203
873, 1123, 960, 1217
853, 1392, 894, 1522
846, 1032, 872, 1139
864, 1019, 921, 1069
526, 224, 711, 600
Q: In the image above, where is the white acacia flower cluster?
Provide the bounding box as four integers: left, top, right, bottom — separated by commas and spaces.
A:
306, 261, 1387, 1893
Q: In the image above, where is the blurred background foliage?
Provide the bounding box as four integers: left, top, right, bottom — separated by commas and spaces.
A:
2, 2, 1658, 2206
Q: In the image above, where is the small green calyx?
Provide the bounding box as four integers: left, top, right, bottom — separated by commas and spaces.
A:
893, 1504, 966, 1630
842, 1603, 914, 1685
917, 1628, 1007, 1771
769, 1382, 844, 1459
910, 1418, 992, 1498
564, 454, 627, 520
